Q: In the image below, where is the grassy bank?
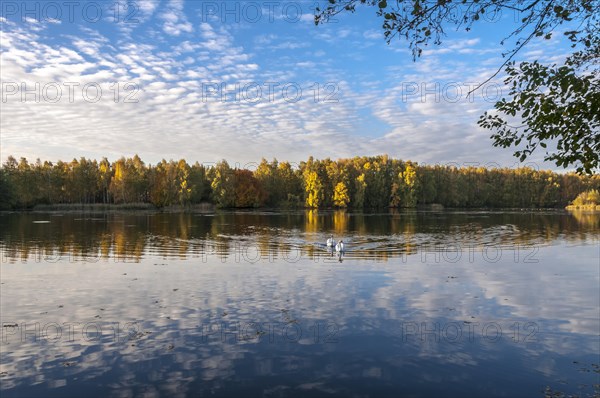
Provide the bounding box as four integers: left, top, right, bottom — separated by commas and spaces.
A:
565, 189, 599, 211
565, 204, 600, 210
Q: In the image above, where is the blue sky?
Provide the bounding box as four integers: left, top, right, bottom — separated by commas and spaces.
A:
0, 0, 572, 169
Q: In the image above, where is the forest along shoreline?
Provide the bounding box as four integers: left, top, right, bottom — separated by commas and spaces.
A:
1, 155, 598, 211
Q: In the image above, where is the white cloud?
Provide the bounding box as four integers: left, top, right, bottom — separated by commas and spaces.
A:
363, 29, 381, 40
0, 2, 574, 170
0, 18, 362, 165
296, 61, 316, 68
161, 0, 193, 36
138, 0, 160, 15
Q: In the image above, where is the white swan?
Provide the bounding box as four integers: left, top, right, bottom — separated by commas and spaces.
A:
335, 240, 344, 253
326, 235, 334, 247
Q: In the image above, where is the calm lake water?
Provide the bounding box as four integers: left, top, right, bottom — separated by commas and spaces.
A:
0, 210, 598, 398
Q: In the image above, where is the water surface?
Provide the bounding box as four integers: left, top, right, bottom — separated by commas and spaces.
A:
1, 210, 598, 397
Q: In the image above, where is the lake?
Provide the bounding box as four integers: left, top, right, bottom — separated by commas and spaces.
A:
0, 210, 598, 397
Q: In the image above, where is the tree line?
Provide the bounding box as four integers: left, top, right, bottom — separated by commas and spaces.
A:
1, 155, 598, 210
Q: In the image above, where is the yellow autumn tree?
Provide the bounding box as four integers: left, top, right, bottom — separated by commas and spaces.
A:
333, 181, 349, 208
401, 163, 418, 207
110, 159, 126, 203
304, 170, 322, 208
177, 159, 192, 205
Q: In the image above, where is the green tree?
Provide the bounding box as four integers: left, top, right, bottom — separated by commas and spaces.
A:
210, 160, 236, 208
416, 165, 437, 205
354, 173, 367, 209
70, 158, 100, 204
12, 157, 38, 209
189, 162, 211, 203
149, 160, 177, 207
391, 162, 419, 207
255, 158, 278, 206
176, 159, 192, 205
278, 161, 303, 207
0, 167, 15, 209
480, 56, 599, 174
112, 155, 148, 203
364, 156, 392, 208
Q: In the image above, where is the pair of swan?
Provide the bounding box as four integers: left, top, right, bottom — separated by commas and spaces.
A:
326, 235, 345, 252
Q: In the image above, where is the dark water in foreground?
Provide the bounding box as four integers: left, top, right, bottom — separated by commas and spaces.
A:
0, 210, 598, 398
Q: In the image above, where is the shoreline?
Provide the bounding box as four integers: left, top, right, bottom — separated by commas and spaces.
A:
565, 205, 600, 211
0, 205, 590, 214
